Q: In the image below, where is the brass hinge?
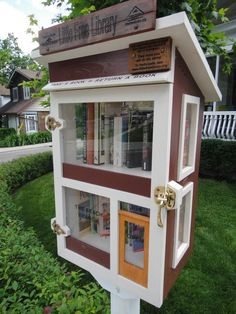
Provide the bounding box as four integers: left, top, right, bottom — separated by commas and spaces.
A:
154, 186, 176, 227
46, 116, 62, 131
51, 219, 66, 236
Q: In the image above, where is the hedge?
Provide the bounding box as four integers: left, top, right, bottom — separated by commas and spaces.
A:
0, 128, 16, 141
200, 139, 236, 183
0, 153, 109, 313
0, 131, 52, 147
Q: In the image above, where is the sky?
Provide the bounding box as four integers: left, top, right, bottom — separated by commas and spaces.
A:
0, 0, 67, 55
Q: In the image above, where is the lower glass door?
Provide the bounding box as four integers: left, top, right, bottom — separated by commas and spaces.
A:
119, 209, 149, 287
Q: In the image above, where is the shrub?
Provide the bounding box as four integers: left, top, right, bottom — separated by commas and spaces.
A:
0, 208, 109, 313
0, 154, 110, 313
0, 152, 53, 192
200, 139, 236, 182
0, 131, 52, 147
0, 128, 16, 141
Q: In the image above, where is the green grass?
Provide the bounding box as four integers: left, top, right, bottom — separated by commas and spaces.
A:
13, 174, 236, 314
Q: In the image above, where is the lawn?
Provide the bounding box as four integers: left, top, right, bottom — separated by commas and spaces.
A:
13, 173, 236, 314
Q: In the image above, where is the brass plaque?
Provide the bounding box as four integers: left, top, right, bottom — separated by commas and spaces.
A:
129, 37, 172, 74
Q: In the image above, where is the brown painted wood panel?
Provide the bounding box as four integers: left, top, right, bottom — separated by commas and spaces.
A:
63, 163, 151, 197
66, 236, 110, 269
39, 0, 156, 55
164, 49, 204, 298
49, 49, 129, 82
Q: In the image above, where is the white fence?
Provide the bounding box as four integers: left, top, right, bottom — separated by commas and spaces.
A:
202, 111, 236, 140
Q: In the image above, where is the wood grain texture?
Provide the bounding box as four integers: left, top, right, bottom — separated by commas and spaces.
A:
39, 0, 156, 55
49, 49, 129, 82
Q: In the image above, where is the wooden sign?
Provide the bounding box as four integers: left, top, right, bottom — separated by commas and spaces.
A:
39, 0, 157, 55
128, 37, 172, 74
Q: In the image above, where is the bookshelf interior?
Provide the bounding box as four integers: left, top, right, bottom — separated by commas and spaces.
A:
65, 187, 111, 253
61, 101, 154, 177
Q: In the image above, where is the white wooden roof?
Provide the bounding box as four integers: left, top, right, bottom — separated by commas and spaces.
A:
33, 12, 221, 102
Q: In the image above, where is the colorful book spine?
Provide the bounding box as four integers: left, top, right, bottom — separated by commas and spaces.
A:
86, 103, 94, 165
142, 113, 153, 171
94, 103, 105, 165
126, 112, 144, 168
82, 104, 87, 163
113, 116, 123, 167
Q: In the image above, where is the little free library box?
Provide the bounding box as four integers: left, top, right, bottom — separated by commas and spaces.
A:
34, 0, 221, 309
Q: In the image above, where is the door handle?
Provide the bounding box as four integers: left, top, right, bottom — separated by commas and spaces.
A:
154, 186, 176, 227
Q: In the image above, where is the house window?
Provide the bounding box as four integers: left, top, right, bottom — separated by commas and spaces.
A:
207, 53, 236, 111
23, 86, 30, 100
25, 114, 37, 133
12, 87, 18, 102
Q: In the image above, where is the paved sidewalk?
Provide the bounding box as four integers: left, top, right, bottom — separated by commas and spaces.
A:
0, 142, 52, 163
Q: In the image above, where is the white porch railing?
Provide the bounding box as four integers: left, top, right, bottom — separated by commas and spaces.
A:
202, 111, 236, 140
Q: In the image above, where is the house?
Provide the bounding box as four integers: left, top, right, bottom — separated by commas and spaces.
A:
203, 0, 236, 140
0, 68, 49, 133
0, 85, 10, 108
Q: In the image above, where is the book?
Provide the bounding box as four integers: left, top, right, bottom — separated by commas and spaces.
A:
86, 103, 94, 165
113, 116, 123, 167
94, 103, 105, 165
82, 104, 87, 163
142, 113, 153, 171
126, 112, 145, 168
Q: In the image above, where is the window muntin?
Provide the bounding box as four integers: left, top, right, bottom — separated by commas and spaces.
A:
23, 86, 31, 100
12, 87, 18, 102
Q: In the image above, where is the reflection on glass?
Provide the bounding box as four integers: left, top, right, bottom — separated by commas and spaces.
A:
66, 188, 110, 253
183, 104, 192, 167
125, 221, 144, 269
120, 202, 150, 217
61, 101, 154, 172
178, 195, 186, 248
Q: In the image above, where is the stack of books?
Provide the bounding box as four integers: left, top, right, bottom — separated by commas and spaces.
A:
76, 102, 153, 171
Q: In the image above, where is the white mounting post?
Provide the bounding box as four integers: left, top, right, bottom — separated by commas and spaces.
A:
111, 294, 140, 314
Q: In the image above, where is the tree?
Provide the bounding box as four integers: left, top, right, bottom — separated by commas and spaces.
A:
40, 0, 235, 73
0, 33, 36, 85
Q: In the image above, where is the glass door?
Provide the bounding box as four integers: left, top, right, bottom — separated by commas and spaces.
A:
119, 204, 149, 287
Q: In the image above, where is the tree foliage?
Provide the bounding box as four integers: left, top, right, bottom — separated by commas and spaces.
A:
0, 33, 35, 85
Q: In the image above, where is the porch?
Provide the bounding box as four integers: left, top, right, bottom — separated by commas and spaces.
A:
202, 111, 236, 140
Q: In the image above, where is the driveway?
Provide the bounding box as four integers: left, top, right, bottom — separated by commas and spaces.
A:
0, 143, 52, 163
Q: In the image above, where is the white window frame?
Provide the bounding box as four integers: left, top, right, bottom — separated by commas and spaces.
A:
172, 182, 193, 269
23, 86, 31, 100
25, 114, 38, 133
12, 87, 19, 102
177, 94, 200, 181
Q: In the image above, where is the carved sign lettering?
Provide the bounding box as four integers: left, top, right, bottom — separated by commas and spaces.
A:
128, 37, 172, 74
39, 0, 157, 55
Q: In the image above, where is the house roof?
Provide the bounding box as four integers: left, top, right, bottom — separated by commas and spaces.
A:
0, 97, 49, 115
0, 85, 10, 96
33, 12, 221, 102
8, 68, 42, 87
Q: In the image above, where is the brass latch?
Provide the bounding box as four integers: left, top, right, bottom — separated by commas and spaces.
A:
154, 186, 176, 227
46, 116, 62, 131
51, 219, 66, 236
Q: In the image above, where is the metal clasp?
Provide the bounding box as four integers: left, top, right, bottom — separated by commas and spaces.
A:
45, 116, 62, 131
154, 186, 176, 227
